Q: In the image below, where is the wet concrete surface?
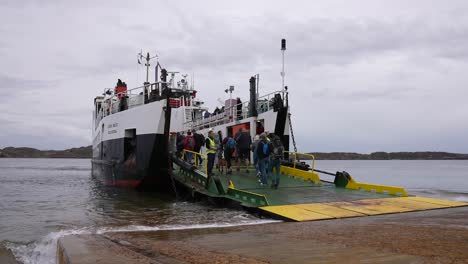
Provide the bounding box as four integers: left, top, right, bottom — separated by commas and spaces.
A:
59, 207, 468, 263
0, 246, 19, 264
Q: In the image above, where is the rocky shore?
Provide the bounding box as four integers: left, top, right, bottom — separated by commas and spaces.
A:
1, 146, 467, 160
58, 207, 468, 264
0, 146, 91, 158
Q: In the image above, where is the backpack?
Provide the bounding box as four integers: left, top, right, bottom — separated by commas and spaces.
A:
226, 137, 235, 150
272, 138, 284, 158
187, 136, 195, 149
262, 141, 270, 155
194, 133, 205, 149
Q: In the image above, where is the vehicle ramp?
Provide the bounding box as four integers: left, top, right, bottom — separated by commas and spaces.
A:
172, 151, 468, 222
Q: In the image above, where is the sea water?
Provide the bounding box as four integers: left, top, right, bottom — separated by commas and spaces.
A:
0, 158, 467, 264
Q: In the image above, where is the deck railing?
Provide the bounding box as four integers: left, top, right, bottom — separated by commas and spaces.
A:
184, 89, 287, 131
284, 151, 315, 171
95, 82, 163, 127
181, 149, 208, 175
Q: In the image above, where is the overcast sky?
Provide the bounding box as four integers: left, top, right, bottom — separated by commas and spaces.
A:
0, 0, 467, 153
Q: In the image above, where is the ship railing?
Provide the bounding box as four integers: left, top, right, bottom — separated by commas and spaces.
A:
183, 89, 287, 131
181, 149, 208, 175
284, 151, 315, 171
101, 82, 165, 116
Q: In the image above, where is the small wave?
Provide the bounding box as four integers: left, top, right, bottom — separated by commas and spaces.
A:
6, 219, 279, 264
96, 219, 279, 234
6, 228, 93, 264
453, 196, 468, 202
409, 188, 468, 202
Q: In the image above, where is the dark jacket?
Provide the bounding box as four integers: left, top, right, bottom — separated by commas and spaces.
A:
235, 131, 252, 149
256, 140, 271, 159
193, 133, 205, 152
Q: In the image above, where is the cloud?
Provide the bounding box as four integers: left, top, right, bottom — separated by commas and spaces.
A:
0, 0, 467, 152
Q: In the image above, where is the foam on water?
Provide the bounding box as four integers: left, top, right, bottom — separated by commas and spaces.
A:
453, 196, 468, 202
409, 188, 468, 202
6, 218, 279, 264
6, 228, 93, 264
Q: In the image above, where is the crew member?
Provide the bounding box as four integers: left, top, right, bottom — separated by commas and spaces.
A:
206, 130, 217, 176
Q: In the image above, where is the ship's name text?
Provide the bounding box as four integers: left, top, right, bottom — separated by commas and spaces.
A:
107, 123, 118, 134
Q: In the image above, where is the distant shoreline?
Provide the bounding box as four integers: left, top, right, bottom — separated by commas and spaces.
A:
1, 146, 467, 159
0, 146, 92, 159
308, 151, 468, 160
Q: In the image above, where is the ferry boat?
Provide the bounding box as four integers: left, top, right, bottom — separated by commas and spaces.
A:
91, 41, 468, 220
91, 42, 291, 190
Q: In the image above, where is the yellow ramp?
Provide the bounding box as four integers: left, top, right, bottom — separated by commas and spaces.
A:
294, 203, 365, 218
378, 197, 452, 210
260, 205, 333, 221
260, 197, 468, 222
329, 200, 415, 215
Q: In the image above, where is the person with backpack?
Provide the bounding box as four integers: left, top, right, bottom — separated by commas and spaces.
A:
268, 133, 284, 189
222, 134, 236, 174
182, 131, 196, 163
235, 128, 252, 172
256, 133, 271, 185
193, 130, 205, 165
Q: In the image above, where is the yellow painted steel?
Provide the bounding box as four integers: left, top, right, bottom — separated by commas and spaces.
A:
330, 200, 415, 215
260, 197, 468, 222
280, 166, 321, 184
181, 149, 207, 175
260, 205, 332, 221
406, 196, 468, 207
284, 151, 316, 171
294, 203, 365, 218
377, 197, 451, 210
345, 177, 408, 197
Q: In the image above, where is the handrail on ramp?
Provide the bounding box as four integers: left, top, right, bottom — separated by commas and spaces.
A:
284, 151, 315, 171
181, 149, 207, 175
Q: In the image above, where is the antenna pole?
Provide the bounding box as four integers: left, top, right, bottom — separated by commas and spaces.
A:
281, 39, 286, 90
145, 52, 150, 83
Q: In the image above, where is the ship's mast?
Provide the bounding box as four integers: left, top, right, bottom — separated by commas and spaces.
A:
145, 52, 150, 83
281, 38, 286, 90
138, 51, 158, 84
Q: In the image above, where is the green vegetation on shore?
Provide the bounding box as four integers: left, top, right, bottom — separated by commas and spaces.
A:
0, 146, 92, 158
0, 146, 467, 159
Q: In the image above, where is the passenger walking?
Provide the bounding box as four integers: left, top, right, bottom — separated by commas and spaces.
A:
176, 132, 185, 158
193, 130, 205, 165
251, 135, 261, 180
182, 131, 196, 163
235, 128, 252, 172
269, 133, 284, 189
256, 133, 271, 185
215, 130, 223, 169
206, 130, 217, 176
222, 135, 236, 174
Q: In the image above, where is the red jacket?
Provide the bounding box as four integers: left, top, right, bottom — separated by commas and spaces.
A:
182, 135, 195, 151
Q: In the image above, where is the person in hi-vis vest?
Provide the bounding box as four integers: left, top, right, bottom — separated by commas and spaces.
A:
206, 130, 217, 176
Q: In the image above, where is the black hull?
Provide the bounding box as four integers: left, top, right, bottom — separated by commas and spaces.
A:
91, 133, 171, 190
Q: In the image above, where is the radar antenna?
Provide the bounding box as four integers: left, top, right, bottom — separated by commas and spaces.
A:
138, 50, 158, 83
